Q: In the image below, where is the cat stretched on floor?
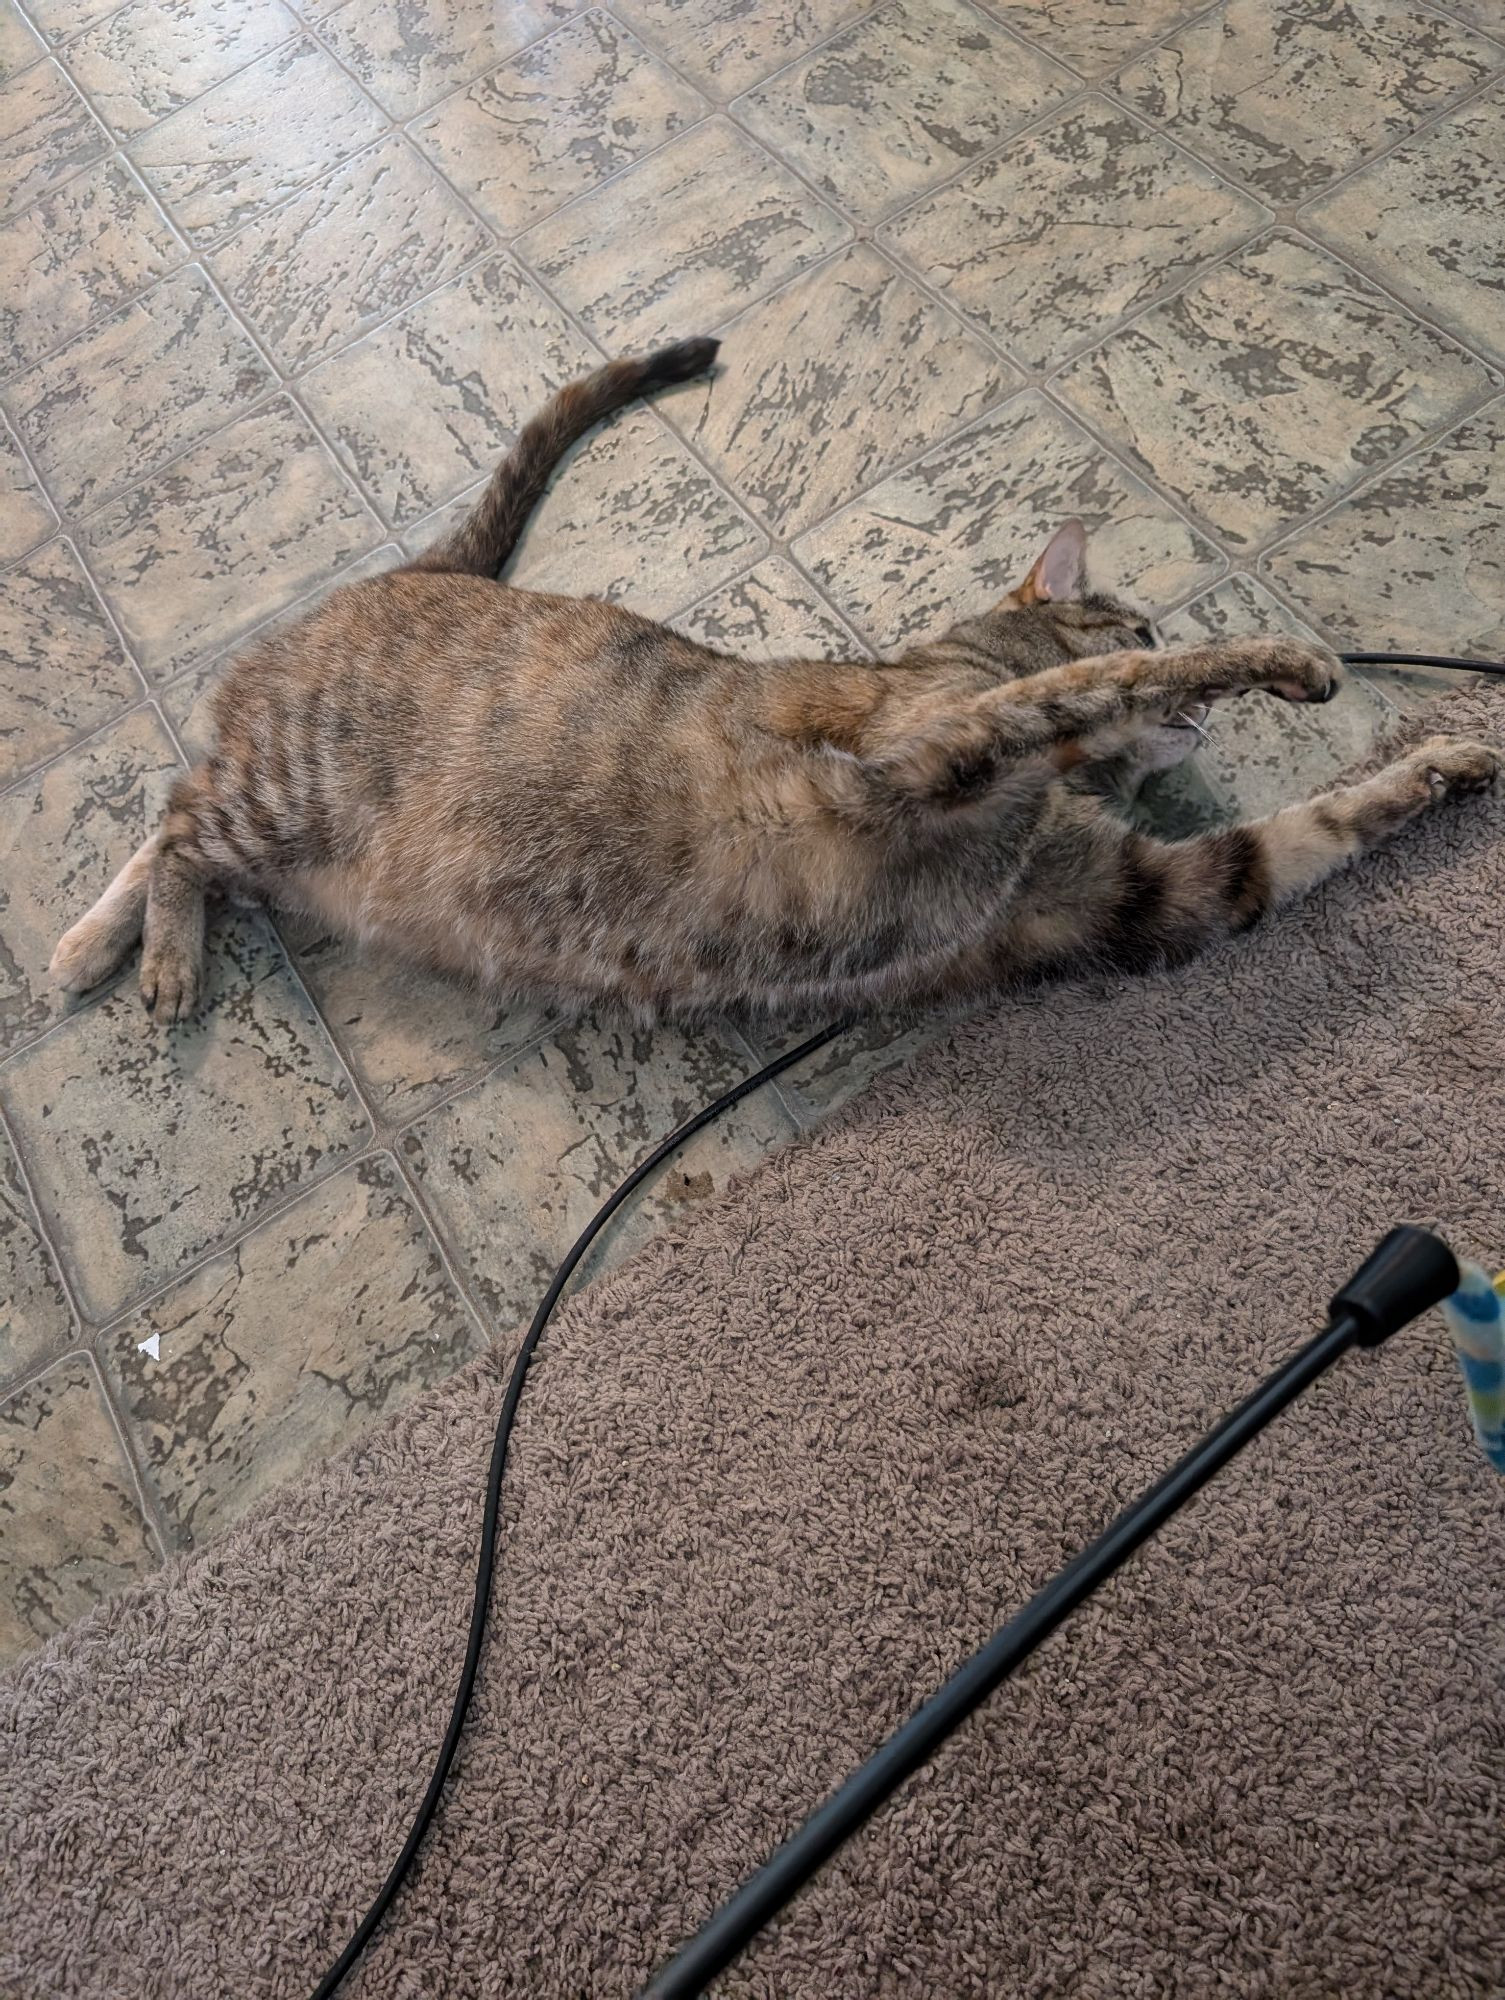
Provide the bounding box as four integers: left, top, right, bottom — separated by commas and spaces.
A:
51, 337, 1499, 1026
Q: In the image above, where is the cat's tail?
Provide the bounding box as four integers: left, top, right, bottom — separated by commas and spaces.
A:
404, 337, 721, 579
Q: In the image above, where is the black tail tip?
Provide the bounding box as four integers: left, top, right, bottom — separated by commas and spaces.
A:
644, 336, 721, 386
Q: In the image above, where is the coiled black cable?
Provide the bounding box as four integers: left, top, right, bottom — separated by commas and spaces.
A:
308, 647, 1499, 1999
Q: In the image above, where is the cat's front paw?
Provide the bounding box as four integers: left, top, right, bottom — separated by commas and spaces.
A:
1412, 735, 1500, 800
1196, 637, 1345, 706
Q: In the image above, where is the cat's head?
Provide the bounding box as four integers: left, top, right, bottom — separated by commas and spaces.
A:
995, 519, 1158, 661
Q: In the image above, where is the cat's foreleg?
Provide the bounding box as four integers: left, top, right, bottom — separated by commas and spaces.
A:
139, 776, 216, 1024
870, 637, 1341, 808
998, 734, 1499, 979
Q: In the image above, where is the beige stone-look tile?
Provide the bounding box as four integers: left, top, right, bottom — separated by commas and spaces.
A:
0, 59, 107, 223
106, 1157, 479, 1548
401, 1016, 795, 1332
1053, 232, 1495, 553
0, 416, 56, 564
0, 537, 139, 784
65, 0, 298, 140
128, 36, 387, 248
317, 0, 577, 119
614, 0, 869, 98
0, 707, 181, 1054
669, 244, 1012, 538
210, 134, 492, 376
736, 0, 1074, 226
1, 907, 371, 1324
301, 255, 596, 528
882, 97, 1265, 372
488, 404, 763, 618
0, 1356, 157, 1667
1305, 87, 1505, 372
517, 118, 849, 350
794, 390, 1223, 651
283, 917, 552, 1127
26, 0, 138, 36
77, 397, 379, 681
411, 11, 706, 236
0, 4, 44, 81
1117, 0, 1502, 204
985, 0, 1209, 79
1263, 400, 1505, 699
673, 557, 863, 659
1158, 574, 1396, 816
1, 1121, 72, 1389
2, 265, 274, 515
0, 159, 182, 382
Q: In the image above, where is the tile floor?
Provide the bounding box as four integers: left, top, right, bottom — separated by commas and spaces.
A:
2, 0, 1503, 1668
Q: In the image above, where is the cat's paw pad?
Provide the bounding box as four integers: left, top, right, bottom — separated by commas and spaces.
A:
1414, 735, 1500, 800
140, 946, 201, 1025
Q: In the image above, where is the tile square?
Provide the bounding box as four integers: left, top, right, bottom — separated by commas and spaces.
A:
1116, 0, 1502, 203
1263, 400, 1505, 694
0, 537, 139, 784
669, 243, 1012, 537
26, 0, 141, 35
0, 5, 45, 81
77, 397, 380, 681
0, 59, 107, 223
882, 97, 1265, 372
0, 1356, 157, 1667
2, 265, 275, 515
1053, 232, 1495, 551
401, 1017, 795, 1333
736, 0, 1074, 226
63, 0, 298, 140
1, 907, 371, 1323
517, 118, 849, 350
1, 1121, 73, 1389
1158, 574, 1396, 816
410, 12, 706, 236
106, 1157, 480, 1548
793, 389, 1223, 651
1305, 87, 1505, 372
672, 556, 864, 659
284, 917, 552, 1127
300, 255, 597, 527
0, 416, 56, 564
316, 0, 577, 119
470, 404, 764, 619
985, 0, 1209, 80
210, 134, 492, 376
0, 159, 182, 382
0, 707, 181, 1054
614, 0, 870, 98
128, 36, 387, 248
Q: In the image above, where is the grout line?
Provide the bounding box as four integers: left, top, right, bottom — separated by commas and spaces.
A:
85, 1342, 178, 1561
0, 685, 163, 806
606, 0, 891, 109
1290, 62, 1505, 222
0, 1089, 85, 1371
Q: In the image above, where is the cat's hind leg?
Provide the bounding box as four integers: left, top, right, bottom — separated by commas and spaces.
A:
50, 833, 160, 994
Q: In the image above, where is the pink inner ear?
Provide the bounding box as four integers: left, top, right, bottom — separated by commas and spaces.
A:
1034, 520, 1087, 600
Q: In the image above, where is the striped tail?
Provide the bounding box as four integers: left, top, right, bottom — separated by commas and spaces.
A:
404, 337, 721, 579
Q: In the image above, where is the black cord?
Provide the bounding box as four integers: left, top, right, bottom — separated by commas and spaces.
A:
1339, 650, 1505, 676
305, 647, 1502, 2000
309, 1020, 851, 1998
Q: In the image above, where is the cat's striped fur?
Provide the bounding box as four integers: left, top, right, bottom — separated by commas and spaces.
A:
52, 338, 1499, 1025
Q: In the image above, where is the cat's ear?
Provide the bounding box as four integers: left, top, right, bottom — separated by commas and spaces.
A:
1010, 520, 1088, 605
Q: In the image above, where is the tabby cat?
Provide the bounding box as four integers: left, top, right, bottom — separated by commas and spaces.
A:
51, 338, 1498, 1026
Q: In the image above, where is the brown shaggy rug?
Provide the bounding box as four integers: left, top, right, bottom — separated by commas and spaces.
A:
4, 691, 1504, 2000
